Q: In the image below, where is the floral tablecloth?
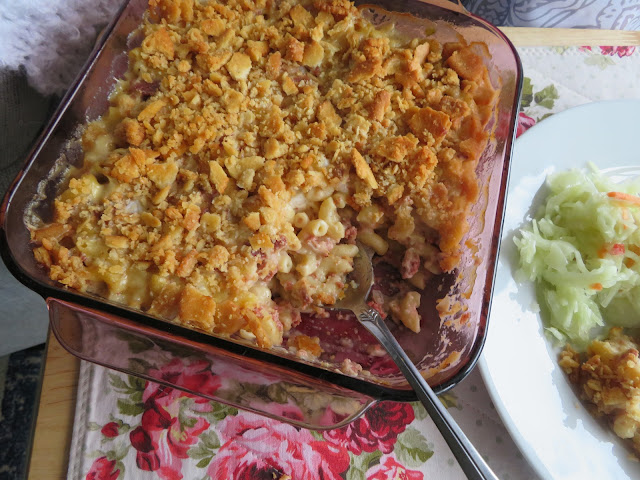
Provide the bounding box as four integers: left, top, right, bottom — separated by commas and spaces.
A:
68, 45, 640, 480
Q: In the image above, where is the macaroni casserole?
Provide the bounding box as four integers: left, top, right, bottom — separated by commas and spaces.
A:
30, 0, 498, 352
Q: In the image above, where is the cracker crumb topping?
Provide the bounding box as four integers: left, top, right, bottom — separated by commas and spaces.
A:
30, 0, 498, 351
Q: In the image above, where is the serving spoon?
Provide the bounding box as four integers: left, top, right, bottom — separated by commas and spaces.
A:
330, 244, 498, 480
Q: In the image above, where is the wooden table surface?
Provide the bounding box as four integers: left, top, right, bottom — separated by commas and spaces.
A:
26, 27, 639, 480
28, 333, 80, 480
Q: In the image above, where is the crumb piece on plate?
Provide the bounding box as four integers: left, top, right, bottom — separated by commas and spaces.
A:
561, 328, 640, 458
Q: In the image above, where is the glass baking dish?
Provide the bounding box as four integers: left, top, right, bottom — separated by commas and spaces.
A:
0, 0, 522, 429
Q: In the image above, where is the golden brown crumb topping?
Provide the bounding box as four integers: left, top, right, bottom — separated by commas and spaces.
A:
30, 0, 497, 350
560, 328, 640, 457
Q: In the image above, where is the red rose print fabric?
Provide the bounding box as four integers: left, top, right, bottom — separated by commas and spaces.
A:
207, 414, 349, 479
366, 456, 423, 480
80, 366, 436, 480
599, 46, 636, 57
86, 457, 120, 480
516, 112, 536, 138
323, 402, 414, 455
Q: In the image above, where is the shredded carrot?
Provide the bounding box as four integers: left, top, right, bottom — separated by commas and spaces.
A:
611, 243, 626, 255
607, 191, 640, 206
625, 258, 636, 268
590, 283, 603, 291
599, 243, 626, 257
622, 207, 630, 220
629, 245, 640, 256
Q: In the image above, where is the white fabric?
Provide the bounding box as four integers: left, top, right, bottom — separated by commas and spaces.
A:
0, 0, 123, 95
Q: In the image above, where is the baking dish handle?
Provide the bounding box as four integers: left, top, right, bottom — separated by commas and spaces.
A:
47, 297, 375, 430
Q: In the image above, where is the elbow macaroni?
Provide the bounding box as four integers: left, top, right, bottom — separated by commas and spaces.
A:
293, 212, 310, 229
304, 219, 329, 237
358, 229, 389, 256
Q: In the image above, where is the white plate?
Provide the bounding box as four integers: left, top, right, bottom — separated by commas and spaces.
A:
478, 100, 640, 480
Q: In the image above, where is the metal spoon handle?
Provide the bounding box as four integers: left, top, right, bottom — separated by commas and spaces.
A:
358, 307, 498, 480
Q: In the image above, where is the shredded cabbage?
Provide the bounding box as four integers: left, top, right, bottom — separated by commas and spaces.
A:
514, 164, 640, 346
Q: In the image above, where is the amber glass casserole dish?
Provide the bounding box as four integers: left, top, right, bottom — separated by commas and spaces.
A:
0, 0, 521, 428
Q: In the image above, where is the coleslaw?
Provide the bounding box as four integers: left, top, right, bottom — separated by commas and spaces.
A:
514, 164, 640, 346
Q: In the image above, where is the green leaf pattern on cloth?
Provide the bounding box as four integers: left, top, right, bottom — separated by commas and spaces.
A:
533, 84, 559, 109
584, 54, 616, 69
394, 427, 434, 467
345, 451, 384, 480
